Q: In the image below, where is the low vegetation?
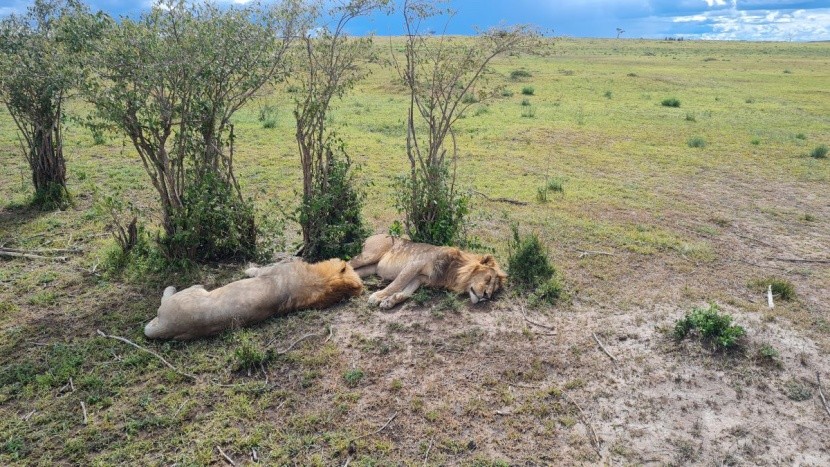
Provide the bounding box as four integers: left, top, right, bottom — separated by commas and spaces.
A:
674, 303, 746, 350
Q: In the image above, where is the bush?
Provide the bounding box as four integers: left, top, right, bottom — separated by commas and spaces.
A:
510, 69, 532, 80
673, 303, 746, 350
234, 331, 267, 372
687, 136, 706, 148
394, 163, 470, 247
662, 97, 681, 107
343, 368, 364, 387
751, 277, 795, 301
161, 171, 256, 263
521, 86, 535, 96
298, 153, 370, 262
507, 224, 556, 293
547, 178, 564, 194
810, 144, 828, 159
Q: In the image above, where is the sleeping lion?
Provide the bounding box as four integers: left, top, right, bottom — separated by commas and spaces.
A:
144, 259, 363, 340
349, 234, 507, 309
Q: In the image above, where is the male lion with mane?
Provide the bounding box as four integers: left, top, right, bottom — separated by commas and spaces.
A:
349, 234, 507, 309
144, 259, 362, 340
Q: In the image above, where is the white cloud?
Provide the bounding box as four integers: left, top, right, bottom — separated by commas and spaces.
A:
674, 7, 830, 40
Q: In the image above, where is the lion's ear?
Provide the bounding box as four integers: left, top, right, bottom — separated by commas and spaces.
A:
340, 264, 348, 274
480, 255, 496, 266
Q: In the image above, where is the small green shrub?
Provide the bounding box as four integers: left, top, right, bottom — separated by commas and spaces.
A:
750, 277, 795, 301
462, 93, 479, 104
687, 136, 706, 148
785, 379, 811, 401
521, 105, 536, 118
661, 97, 681, 107
521, 86, 535, 96
510, 69, 532, 80
500, 88, 514, 97
521, 98, 531, 107
685, 112, 696, 122
795, 133, 807, 140
547, 178, 564, 194
673, 303, 746, 350
810, 144, 828, 159
750, 138, 760, 145
531, 276, 563, 305
757, 343, 780, 364
536, 186, 548, 203
507, 224, 556, 295
234, 331, 267, 372
343, 368, 364, 387
603, 90, 612, 99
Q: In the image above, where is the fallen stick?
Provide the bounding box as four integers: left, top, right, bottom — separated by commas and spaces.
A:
767, 285, 775, 309
818, 372, 830, 419
563, 394, 601, 457
350, 412, 398, 442
269, 329, 327, 353
423, 436, 434, 466
81, 402, 88, 425
0, 250, 67, 262
520, 305, 556, 331
766, 257, 830, 264
0, 247, 82, 255
592, 333, 618, 364
21, 410, 35, 421
216, 446, 237, 466
576, 249, 616, 258
96, 330, 196, 380
472, 190, 528, 206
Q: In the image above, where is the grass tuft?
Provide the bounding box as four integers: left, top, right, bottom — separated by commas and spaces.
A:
810, 144, 828, 159
687, 136, 706, 148
661, 97, 681, 107
521, 86, 535, 96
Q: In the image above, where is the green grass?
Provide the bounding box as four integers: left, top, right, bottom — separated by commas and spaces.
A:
1, 37, 829, 465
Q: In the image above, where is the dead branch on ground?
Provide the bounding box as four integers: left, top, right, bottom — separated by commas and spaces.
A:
817, 372, 830, 419
592, 333, 618, 364
472, 190, 528, 206
96, 330, 196, 380
216, 445, 236, 466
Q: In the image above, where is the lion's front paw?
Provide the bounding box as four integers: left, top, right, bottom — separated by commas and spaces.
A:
379, 297, 396, 309
368, 292, 383, 306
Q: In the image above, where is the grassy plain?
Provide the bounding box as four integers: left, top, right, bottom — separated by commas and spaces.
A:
1, 38, 829, 465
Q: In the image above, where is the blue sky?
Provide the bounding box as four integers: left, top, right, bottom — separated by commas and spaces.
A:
2, 0, 829, 41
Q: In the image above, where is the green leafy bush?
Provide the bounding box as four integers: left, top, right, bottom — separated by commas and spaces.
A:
507, 225, 560, 304
687, 136, 706, 148
661, 97, 681, 107
298, 153, 370, 262
510, 69, 532, 80
161, 171, 256, 263
810, 144, 828, 159
394, 163, 470, 247
521, 86, 535, 96
674, 303, 746, 350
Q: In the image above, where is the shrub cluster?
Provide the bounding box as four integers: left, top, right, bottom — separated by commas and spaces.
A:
507, 225, 562, 304
674, 302, 745, 350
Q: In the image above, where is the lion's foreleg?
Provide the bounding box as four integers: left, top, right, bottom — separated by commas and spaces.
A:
353, 264, 377, 279
379, 278, 422, 309
368, 264, 422, 306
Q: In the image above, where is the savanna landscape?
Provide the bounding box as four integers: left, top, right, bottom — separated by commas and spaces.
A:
1, 3, 830, 464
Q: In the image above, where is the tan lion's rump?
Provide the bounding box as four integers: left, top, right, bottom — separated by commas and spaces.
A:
144, 259, 362, 340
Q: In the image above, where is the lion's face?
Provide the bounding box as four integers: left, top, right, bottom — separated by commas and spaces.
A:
465, 255, 507, 304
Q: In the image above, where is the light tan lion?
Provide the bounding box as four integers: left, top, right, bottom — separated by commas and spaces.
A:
144, 259, 362, 340
348, 234, 507, 309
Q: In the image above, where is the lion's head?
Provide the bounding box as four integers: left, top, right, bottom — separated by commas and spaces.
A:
456, 254, 507, 304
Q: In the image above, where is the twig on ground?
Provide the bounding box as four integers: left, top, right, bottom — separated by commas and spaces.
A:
767, 257, 830, 264
423, 436, 434, 466
342, 457, 351, 467
81, 402, 88, 425
216, 446, 237, 466
251, 448, 259, 462
563, 393, 601, 456
767, 285, 775, 309
817, 372, 830, 419
0, 246, 82, 255
575, 249, 616, 258
96, 329, 196, 380
69, 377, 75, 392
735, 233, 774, 248
472, 190, 528, 206
520, 304, 556, 331
0, 250, 67, 261
349, 412, 399, 443
270, 329, 327, 353
592, 333, 618, 364
21, 410, 36, 421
